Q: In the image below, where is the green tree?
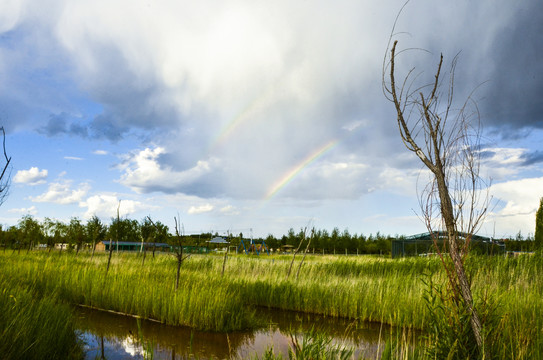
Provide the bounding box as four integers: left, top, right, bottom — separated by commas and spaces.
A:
86, 216, 107, 257
108, 217, 140, 249
42, 217, 57, 252
18, 215, 42, 252
67, 217, 86, 254
535, 197, 543, 251
141, 217, 169, 257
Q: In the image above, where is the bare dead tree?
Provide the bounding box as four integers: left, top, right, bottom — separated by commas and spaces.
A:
286, 227, 307, 280
383, 34, 490, 350
221, 244, 228, 276
106, 201, 121, 275
296, 228, 314, 281
0, 127, 11, 207
172, 216, 190, 291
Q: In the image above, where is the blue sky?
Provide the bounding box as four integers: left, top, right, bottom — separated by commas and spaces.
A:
1, 0, 542, 238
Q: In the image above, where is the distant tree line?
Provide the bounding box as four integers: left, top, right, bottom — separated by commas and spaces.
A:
0, 214, 536, 255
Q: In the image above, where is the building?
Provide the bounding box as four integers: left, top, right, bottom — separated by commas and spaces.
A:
95, 241, 171, 252
391, 231, 506, 258
95, 241, 209, 253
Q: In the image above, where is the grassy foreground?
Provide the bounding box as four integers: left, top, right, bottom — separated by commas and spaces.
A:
0, 276, 82, 359
0, 250, 541, 358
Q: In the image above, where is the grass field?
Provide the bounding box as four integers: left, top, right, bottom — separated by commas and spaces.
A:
0, 250, 541, 358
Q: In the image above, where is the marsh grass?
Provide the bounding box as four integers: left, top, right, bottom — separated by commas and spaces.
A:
0, 277, 82, 360
0, 251, 541, 358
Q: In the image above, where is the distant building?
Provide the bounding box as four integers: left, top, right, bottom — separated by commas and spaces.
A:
391, 231, 505, 258
95, 241, 209, 254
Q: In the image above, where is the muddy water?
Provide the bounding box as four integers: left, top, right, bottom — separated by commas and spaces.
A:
75, 306, 403, 359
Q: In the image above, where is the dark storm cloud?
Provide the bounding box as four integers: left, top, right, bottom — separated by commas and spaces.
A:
479, 150, 497, 160
39, 112, 89, 138
481, 0, 543, 131
90, 114, 128, 142
520, 150, 543, 166
39, 113, 68, 136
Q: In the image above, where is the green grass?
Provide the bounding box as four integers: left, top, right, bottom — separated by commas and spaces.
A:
0, 276, 82, 360
0, 250, 541, 358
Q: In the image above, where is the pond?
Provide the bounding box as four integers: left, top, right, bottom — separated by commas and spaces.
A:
75, 306, 409, 359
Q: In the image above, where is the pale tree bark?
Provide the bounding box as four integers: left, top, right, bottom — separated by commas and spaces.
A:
172, 216, 190, 291
106, 201, 121, 275
383, 39, 490, 350
286, 228, 306, 280
296, 228, 314, 281
0, 127, 11, 207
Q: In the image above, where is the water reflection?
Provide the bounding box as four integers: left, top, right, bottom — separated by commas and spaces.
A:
75, 306, 404, 359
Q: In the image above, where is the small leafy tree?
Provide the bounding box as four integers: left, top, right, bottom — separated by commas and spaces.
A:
86, 215, 107, 258
67, 217, 86, 254
18, 215, 42, 252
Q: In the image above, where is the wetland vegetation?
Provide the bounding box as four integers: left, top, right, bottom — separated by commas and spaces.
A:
0, 248, 541, 359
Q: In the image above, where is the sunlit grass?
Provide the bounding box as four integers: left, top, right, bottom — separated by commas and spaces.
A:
0, 276, 82, 360
0, 250, 541, 358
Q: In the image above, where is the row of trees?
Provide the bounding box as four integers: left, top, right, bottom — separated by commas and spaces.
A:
0, 215, 169, 254
2, 214, 539, 256
0, 214, 393, 255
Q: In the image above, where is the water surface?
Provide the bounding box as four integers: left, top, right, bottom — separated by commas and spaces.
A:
75, 306, 403, 359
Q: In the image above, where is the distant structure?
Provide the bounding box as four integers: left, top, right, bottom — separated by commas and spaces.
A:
238, 238, 269, 255
95, 241, 208, 254
391, 232, 505, 258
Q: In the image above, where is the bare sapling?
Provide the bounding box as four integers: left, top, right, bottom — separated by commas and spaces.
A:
141, 233, 148, 267
173, 216, 191, 291
296, 228, 314, 280
383, 34, 490, 351
106, 201, 121, 275
287, 227, 307, 280
0, 127, 11, 207
221, 245, 228, 276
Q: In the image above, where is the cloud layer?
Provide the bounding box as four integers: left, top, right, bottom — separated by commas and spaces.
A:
1, 0, 542, 236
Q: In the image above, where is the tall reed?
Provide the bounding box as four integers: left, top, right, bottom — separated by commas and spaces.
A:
0, 276, 82, 360
0, 251, 541, 357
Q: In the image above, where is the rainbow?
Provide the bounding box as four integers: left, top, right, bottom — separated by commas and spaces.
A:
208, 84, 278, 153
265, 140, 338, 201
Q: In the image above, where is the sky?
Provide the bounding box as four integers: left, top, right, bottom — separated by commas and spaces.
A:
0, 0, 542, 239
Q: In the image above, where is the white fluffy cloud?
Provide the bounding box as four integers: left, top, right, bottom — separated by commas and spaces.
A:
485, 177, 543, 236
32, 180, 89, 204
188, 204, 214, 215
14, 167, 48, 185
119, 147, 217, 194
80, 194, 145, 219
8, 205, 37, 215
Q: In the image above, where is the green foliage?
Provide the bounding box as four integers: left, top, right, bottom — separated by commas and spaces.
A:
0, 278, 82, 360
0, 251, 541, 358
288, 329, 353, 360
0, 252, 256, 332
422, 275, 480, 359
254, 329, 353, 360
535, 197, 543, 250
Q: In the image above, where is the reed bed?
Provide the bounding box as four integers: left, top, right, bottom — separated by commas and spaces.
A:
0, 276, 82, 360
0, 252, 255, 332
0, 251, 541, 357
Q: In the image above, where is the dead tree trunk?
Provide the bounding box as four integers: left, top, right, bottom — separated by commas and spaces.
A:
221, 247, 228, 276
287, 228, 306, 280
171, 217, 190, 291
296, 229, 314, 280
384, 39, 489, 350
106, 201, 121, 275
